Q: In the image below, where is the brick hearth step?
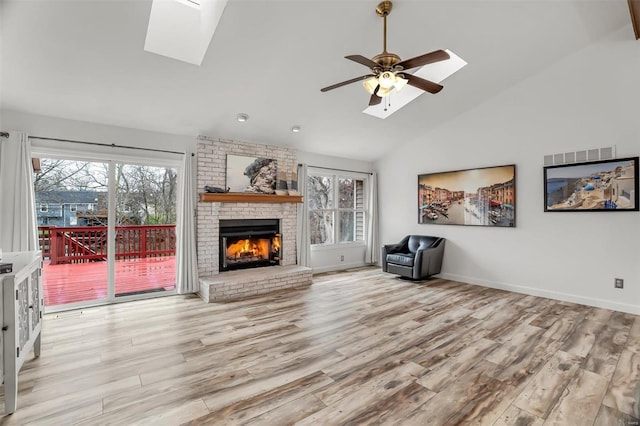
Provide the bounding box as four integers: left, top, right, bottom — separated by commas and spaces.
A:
198, 265, 313, 302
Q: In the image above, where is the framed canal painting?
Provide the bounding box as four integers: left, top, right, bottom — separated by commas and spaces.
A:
543, 157, 638, 212
418, 164, 516, 227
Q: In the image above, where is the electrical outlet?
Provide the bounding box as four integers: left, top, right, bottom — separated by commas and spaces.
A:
340, 255, 344, 262
614, 278, 624, 289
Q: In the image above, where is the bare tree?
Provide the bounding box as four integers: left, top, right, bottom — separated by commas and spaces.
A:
308, 176, 333, 244
35, 159, 178, 226
34, 159, 92, 193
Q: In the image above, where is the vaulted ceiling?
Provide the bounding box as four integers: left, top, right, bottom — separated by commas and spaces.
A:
0, 0, 633, 161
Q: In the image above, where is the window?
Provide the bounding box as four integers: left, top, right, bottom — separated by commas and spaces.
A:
308, 172, 366, 246
40, 203, 48, 213
69, 204, 77, 212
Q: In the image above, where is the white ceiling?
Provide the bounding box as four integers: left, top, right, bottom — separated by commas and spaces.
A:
0, 0, 633, 161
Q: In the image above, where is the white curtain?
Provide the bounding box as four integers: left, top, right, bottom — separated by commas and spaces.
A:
0, 132, 38, 252
365, 171, 379, 264
176, 152, 199, 293
296, 163, 311, 267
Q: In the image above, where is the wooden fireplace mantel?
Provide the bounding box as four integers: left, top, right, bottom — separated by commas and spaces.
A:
199, 193, 303, 203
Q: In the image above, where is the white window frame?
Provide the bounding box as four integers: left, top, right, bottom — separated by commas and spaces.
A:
308, 169, 368, 249
40, 203, 48, 213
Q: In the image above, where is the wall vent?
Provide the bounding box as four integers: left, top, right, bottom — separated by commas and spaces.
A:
554, 153, 564, 164
600, 147, 613, 160
544, 146, 615, 166
564, 152, 575, 163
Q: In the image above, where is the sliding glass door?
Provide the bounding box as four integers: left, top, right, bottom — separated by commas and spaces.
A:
34, 156, 178, 310
114, 164, 177, 298
35, 158, 110, 306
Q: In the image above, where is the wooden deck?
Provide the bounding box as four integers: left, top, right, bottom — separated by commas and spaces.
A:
42, 256, 176, 306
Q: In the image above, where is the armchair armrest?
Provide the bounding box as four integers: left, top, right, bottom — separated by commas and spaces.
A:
414, 238, 445, 277
383, 236, 410, 254
383, 243, 401, 253
381, 236, 410, 272
381, 245, 391, 272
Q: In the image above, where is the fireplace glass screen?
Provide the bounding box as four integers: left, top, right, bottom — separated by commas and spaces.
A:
219, 219, 281, 271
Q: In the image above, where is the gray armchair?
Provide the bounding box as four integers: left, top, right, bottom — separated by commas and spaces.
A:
381, 235, 445, 280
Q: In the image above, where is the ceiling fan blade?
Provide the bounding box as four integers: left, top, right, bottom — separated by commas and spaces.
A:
369, 86, 382, 106
345, 55, 381, 70
405, 74, 444, 94
630, 0, 640, 39
396, 49, 450, 71
321, 74, 375, 92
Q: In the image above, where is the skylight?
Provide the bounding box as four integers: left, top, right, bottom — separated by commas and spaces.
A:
363, 49, 467, 119
144, 0, 228, 66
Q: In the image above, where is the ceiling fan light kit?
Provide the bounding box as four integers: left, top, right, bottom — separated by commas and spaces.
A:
363, 72, 407, 97
321, 1, 451, 108
363, 77, 379, 94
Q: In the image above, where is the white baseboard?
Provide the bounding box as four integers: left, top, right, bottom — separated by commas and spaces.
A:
439, 272, 640, 315
312, 261, 367, 274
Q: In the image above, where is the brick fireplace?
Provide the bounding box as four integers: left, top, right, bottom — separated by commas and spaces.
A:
196, 136, 312, 302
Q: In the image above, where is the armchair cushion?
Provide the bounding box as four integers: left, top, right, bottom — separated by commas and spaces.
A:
385, 253, 415, 267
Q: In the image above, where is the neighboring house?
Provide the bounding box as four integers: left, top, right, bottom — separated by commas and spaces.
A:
35, 191, 108, 227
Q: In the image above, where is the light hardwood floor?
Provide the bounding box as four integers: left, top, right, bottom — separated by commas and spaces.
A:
1, 267, 638, 425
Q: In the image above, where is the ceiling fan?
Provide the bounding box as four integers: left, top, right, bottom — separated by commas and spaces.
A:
321, 1, 450, 107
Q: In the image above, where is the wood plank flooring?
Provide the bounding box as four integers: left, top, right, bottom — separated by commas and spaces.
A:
1, 266, 638, 425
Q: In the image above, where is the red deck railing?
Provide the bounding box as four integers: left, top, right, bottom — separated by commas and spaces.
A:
39, 225, 176, 265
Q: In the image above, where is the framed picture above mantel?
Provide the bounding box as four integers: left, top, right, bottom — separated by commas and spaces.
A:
418, 164, 516, 227
543, 157, 638, 212
226, 155, 277, 194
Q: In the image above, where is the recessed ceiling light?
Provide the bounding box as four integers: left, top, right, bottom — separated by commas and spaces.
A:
236, 113, 249, 122
291, 126, 301, 133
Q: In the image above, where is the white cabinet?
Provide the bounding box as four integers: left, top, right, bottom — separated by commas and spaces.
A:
0, 251, 43, 414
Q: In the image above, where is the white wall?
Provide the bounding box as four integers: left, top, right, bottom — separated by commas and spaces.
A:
1, 110, 195, 154
298, 150, 376, 273
376, 27, 640, 314
297, 151, 374, 173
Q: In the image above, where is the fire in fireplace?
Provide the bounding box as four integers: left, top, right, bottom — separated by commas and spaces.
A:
219, 219, 281, 271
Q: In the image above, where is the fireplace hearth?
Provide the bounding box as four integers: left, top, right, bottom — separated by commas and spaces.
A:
219, 219, 281, 271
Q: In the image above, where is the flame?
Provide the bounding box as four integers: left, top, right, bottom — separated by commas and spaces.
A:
272, 235, 281, 253
226, 238, 271, 260
227, 239, 257, 258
